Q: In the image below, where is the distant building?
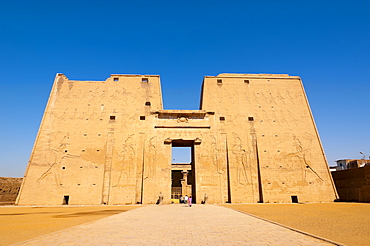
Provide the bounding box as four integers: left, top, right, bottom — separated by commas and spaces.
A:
335, 159, 370, 171
331, 164, 370, 202
0, 177, 23, 205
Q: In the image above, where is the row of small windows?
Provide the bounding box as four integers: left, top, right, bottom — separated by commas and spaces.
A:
217, 79, 250, 84
64, 148, 283, 156
219, 116, 254, 121
109, 115, 146, 120
219, 117, 279, 123
263, 150, 281, 152
113, 77, 149, 83
93, 115, 280, 122
64, 149, 100, 153
265, 166, 285, 169
109, 116, 146, 120
83, 116, 147, 121
62, 166, 99, 169
88, 102, 151, 107
89, 102, 275, 109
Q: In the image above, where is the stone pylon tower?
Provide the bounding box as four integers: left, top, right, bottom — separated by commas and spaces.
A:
17, 73, 338, 205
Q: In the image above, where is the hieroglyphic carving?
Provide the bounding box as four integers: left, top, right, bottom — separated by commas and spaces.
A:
232, 133, 249, 185
115, 134, 135, 186
36, 132, 79, 185
18, 73, 337, 205
145, 136, 157, 179
290, 134, 322, 181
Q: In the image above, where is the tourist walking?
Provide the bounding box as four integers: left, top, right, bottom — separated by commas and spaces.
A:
188, 196, 192, 207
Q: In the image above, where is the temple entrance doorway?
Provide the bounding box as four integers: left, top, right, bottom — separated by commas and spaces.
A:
171, 140, 195, 203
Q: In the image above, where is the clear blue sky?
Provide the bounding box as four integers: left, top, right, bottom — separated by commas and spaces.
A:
1, 0, 369, 177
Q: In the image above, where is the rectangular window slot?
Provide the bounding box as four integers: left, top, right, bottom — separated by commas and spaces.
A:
217, 79, 222, 84
145, 102, 151, 106
244, 79, 250, 84
219, 117, 225, 121
248, 117, 254, 121
291, 196, 298, 203
113, 77, 119, 81
63, 196, 69, 205
140, 116, 146, 120
110, 116, 116, 120
142, 78, 149, 83
62, 167, 65, 169
64, 150, 68, 153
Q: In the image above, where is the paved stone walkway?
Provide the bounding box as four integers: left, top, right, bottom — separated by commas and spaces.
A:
15, 204, 336, 245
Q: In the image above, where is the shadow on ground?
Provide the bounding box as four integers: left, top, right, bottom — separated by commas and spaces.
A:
53, 210, 127, 218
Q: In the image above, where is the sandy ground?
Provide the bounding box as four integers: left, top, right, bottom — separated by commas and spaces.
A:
222, 203, 370, 246
0, 205, 139, 245
1, 203, 369, 246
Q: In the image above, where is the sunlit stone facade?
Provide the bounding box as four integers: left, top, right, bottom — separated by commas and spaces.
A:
17, 73, 338, 205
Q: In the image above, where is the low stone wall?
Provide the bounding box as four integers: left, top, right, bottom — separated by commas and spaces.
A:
331, 165, 370, 202
0, 177, 23, 205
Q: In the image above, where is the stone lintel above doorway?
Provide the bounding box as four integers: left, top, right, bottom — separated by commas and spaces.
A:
163, 138, 202, 146
171, 163, 191, 171
152, 110, 214, 120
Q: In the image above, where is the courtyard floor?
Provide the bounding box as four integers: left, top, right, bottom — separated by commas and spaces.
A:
0, 203, 368, 245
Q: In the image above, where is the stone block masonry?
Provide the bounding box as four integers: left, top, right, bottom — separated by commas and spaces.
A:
16, 73, 338, 205
0, 177, 22, 205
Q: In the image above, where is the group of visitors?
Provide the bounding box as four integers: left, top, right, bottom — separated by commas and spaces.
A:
179, 195, 192, 207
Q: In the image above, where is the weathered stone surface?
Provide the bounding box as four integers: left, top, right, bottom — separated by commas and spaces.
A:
332, 164, 370, 202
17, 73, 338, 205
0, 177, 22, 205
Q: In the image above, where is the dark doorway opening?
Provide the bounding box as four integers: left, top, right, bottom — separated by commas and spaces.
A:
63, 195, 69, 205
291, 195, 298, 203
171, 140, 196, 203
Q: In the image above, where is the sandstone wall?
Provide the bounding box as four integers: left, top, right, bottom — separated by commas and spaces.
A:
17, 74, 163, 205
332, 165, 370, 202
200, 74, 337, 203
0, 177, 23, 205
17, 73, 337, 205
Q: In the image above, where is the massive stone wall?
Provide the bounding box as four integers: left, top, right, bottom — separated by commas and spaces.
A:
0, 177, 22, 205
332, 165, 370, 202
17, 73, 337, 205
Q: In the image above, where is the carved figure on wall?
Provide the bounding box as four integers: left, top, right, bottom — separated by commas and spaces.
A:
114, 134, 136, 186
232, 133, 249, 185
37, 132, 79, 185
